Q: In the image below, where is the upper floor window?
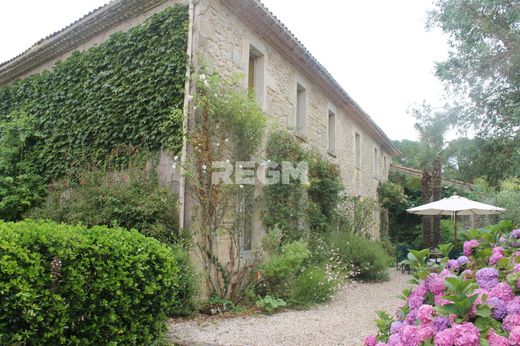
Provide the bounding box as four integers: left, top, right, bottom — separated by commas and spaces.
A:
355, 132, 361, 169
296, 83, 307, 136
383, 155, 387, 175
374, 147, 379, 177
328, 110, 336, 154
248, 45, 264, 105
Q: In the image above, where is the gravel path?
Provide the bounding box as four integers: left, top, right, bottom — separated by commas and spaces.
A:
168, 269, 411, 346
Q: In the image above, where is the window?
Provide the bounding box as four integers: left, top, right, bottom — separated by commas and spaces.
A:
237, 189, 254, 252
374, 148, 379, 177
247, 45, 264, 105
355, 132, 361, 168
383, 155, 387, 175
296, 83, 307, 136
328, 110, 336, 154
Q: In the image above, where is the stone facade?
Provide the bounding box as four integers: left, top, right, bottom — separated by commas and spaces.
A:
191, 0, 395, 246
0, 0, 398, 263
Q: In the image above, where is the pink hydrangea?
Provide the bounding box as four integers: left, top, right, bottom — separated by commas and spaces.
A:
461, 269, 473, 279
364, 335, 377, 346
502, 314, 520, 332
464, 239, 479, 256
427, 274, 446, 295
417, 325, 434, 343
488, 282, 514, 302
400, 325, 419, 346
434, 294, 450, 306
514, 263, 520, 273
434, 327, 454, 346
387, 334, 402, 346
451, 322, 480, 346
509, 327, 520, 346
417, 304, 434, 324
490, 247, 505, 265
487, 329, 509, 346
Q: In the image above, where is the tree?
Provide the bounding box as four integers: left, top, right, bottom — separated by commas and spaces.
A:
413, 104, 449, 247
428, 0, 520, 139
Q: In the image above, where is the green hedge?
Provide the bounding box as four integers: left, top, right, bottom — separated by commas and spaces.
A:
0, 220, 192, 345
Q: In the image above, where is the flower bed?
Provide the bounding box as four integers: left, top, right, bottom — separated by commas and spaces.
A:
365, 222, 520, 346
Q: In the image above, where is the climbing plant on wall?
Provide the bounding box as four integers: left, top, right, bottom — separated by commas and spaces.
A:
0, 5, 188, 219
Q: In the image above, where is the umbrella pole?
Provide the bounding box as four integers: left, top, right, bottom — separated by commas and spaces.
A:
454, 211, 458, 243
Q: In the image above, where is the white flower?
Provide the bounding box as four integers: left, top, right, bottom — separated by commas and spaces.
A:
225, 138, 229, 142
173, 155, 179, 161
239, 184, 244, 188
202, 164, 207, 170
199, 74, 206, 81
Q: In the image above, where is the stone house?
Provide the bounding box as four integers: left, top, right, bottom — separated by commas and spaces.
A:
0, 0, 399, 262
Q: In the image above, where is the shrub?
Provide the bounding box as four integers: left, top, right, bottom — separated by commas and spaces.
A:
26, 165, 180, 245
364, 223, 520, 345
0, 220, 193, 345
326, 232, 390, 281
288, 266, 336, 306
256, 238, 338, 306
255, 296, 287, 314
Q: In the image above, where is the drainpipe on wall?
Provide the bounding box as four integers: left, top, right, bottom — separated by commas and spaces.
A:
178, 0, 196, 230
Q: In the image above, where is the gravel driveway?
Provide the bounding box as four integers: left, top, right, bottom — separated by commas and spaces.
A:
168, 269, 410, 346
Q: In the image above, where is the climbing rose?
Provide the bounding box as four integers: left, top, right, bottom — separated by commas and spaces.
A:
476, 267, 499, 290
363, 335, 376, 346
464, 239, 479, 256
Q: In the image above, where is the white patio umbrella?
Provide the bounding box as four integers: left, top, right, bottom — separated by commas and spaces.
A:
407, 195, 506, 242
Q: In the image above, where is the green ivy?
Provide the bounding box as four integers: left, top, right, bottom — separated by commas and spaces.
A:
0, 5, 188, 181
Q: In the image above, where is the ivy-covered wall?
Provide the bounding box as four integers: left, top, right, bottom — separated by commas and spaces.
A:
0, 5, 188, 181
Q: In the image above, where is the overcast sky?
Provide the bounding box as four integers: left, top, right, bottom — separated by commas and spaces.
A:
0, 0, 450, 141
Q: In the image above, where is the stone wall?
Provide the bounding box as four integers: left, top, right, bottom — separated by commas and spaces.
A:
193, 0, 392, 246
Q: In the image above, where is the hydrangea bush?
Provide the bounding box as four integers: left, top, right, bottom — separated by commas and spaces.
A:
365, 222, 520, 346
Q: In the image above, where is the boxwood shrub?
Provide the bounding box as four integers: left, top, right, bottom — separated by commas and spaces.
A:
0, 220, 190, 345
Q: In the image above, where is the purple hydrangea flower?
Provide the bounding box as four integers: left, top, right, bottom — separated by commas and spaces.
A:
488, 297, 507, 319
432, 316, 450, 332
512, 229, 520, 239
507, 297, 520, 315
476, 267, 499, 290
390, 321, 404, 334
456, 255, 469, 266
446, 259, 460, 271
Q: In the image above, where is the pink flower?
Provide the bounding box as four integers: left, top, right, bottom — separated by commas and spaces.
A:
364, 335, 377, 346
387, 334, 402, 346
400, 325, 419, 346
435, 327, 454, 346
427, 274, 446, 295
464, 240, 479, 256
434, 294, 450, 307
490, 247, 505, 265
503, 314, 520, 332
488, 283, 514, 302
452, 323, 480, 346
487, 329, 509, 346
417, 305, 434, 324
509, 326, 520, 345
514, 263, 520, 273
417, 325, 434, 343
